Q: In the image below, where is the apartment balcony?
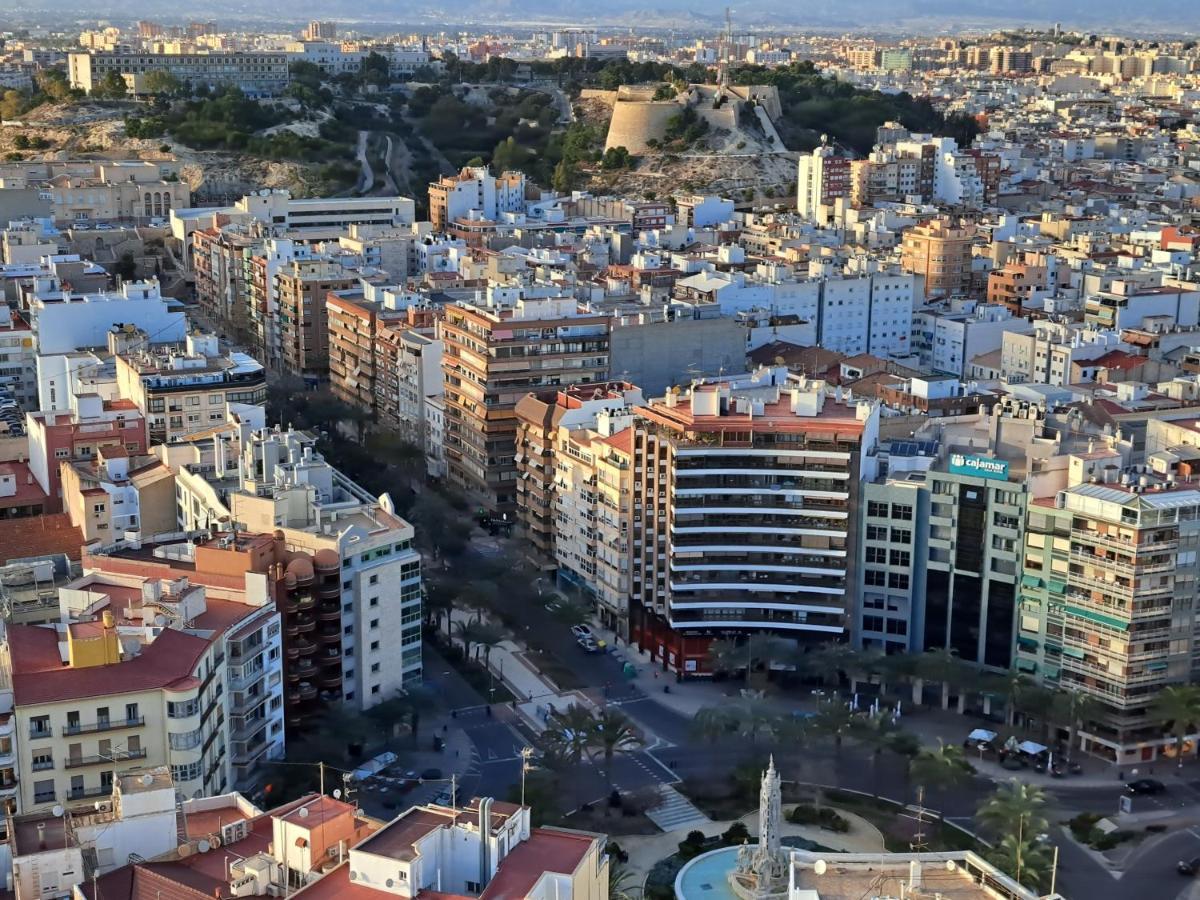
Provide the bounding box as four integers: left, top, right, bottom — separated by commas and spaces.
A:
286, 645, 300, 660
295, 641, 317, 657
285, 621, 299, 638
293, 660, 317, 679
295, 616, 316, 634
316, 628, 340, 644
65, 749, 148, 769
62, 716, 145, 737
319, 647, 342, 665
317, 604, 342, 623
318, 670, 343, 690
297, 594, 317, 611
298, 682, 318, 701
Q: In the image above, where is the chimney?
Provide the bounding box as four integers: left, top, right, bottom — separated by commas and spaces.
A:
37, 823, 45, 850
478, 797, 494, 891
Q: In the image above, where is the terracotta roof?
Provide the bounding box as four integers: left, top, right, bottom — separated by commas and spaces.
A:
0, 512, 83, 564
7, 624, 210, 706
480, 828, 595, 900
0, 461, 49, 507
1091, 350, 1149, 371
599, 428, 633, 454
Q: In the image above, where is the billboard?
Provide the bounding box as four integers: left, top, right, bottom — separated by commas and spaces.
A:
948, 452, 1009, 482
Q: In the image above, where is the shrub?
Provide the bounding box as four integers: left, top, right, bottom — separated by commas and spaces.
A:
788, 804, 850, 833
1068, 812, 1102, 842
685, 830, 706, 846
722, 822, 750, 845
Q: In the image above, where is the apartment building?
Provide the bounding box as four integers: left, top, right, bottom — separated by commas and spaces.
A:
25, 279, 185, 358
911, 301, 1034, 378
113, 328, 266, 443
0, 159, 189, 223
438, 294, 611, 511
986, 260, 1050, 313
59, 449, 175, 548
900, 217, 977, 298
26, 394, 149, 512
999, 322, 1126, 386
327, 288, 411, 416
170, 418, 424, 704
275, 260, 360, 383
2, 559, 282, 814
428, 167, 528, 232
628, 368, 878, 675
513, 383, 641, 578
68, 50, 290, 96
192, 223, 262, 339
387, 316, 444, 441
796, 144, 852, 221
0, 306, 35, 409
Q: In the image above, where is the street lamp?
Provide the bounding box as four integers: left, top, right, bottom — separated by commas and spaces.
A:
519, 746, 534, 807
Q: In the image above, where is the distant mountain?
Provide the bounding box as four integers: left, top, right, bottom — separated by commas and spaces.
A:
11, 0, 1200, 31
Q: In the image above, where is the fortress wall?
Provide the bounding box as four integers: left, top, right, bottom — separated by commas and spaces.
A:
605, 101, 682, 153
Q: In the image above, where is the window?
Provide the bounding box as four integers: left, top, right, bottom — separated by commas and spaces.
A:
891, 528, 911, 543
371, 685, 380, 695
866, 525, 887, 541
369, 597, 378, 607
32, 750, 53, 771
33, 779, 55, 804
889, 550, 910, 567
865, 547, 887, 564
343, 625, 354, 635
371, 663, 381, 673
864, 569, 886, 587
370, 619, 379, 630
887, 572, 910, 590
892, 504, 913, 521
369, 574, 378, 585
29, 715, 50, 738
370, 641, 380, 651
125, 703, 139, 723
867, 501, 888, 518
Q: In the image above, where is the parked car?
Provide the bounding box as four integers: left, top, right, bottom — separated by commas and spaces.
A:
419, 768, 443, 782
1178, 857, 1200, 876
1128, 778, 1166, 795
571, 624, 593, 640
577, 636, 599, 653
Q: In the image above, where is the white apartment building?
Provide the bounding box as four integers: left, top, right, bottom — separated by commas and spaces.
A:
911, 301, 1035, 377
27, 279, 185, 357
68, 50, 289, 97
1000, 322, 1127, 386
428, 167, 528, 231
169, 418, 424, 703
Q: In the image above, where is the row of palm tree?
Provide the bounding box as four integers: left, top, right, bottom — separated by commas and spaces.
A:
708, 640, 1200, 764
542, 703, 644, 785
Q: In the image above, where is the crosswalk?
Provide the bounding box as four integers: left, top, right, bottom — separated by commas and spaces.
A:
646, 784, 711, 832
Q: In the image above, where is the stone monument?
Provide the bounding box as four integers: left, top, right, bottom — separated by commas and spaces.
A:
728, 756, 789, 900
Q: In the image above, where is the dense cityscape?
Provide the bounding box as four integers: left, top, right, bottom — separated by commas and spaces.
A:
0, 11, 1200, 900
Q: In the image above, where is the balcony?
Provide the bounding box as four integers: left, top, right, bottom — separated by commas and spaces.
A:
296, 641, 317, 657
286, 646, 300, 660
317, 604, 342, 623
298, 683, 318, 701
316, 629, 340, 645
320, 648, 342, 665
28, 726, 53, 741
296, 616, 316, 634
65, 748, 148, 769
297, 594, 317, 611
318, 671, 343, 690
33, 790, 56, 805
66, 785, 110, 802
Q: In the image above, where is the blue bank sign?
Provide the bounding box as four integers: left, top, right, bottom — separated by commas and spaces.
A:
949, 453, 1010, 481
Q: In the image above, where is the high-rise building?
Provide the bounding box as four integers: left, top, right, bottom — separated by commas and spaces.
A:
428, 167, 528, 233
304, 21, 338, 41
438, 294, 611, 511
900, 217, 976, 298
274, 260, 360, 383
796, 145, 852, 221
627, 368, 878, 674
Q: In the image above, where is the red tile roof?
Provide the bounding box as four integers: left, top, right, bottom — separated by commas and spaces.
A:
0, 512, 83, 564
7, 624, 209, 706
480, 829, 595, 900
0, 461, 49, 507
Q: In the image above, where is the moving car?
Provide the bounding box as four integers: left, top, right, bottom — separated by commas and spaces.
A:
1178, 857, 1200, 876
1127, 778, 1166, 795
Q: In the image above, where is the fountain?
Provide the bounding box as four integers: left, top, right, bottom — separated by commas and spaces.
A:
674, 757, 792, 900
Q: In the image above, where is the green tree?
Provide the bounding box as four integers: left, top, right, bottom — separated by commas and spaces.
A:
810, 698, 856, 750
35, 69, 76, 103
916, 648, 967, 710
551, 158, 576, 193
988, 834, 1054, 892
491, 135, 529, 172
609, 860, 639, 900
692, 705, 737, 743
544, 703, 597, 765
1051, 688, 1102, 764
113, 252, 138, 282
590, 708, 642, 786
909, 739, 972, 807
94, 70, 128, 99
850, 714, 906, 798
1151, 684, 1200, 768
976, 779, 1048, 841
142, 70, 182, 95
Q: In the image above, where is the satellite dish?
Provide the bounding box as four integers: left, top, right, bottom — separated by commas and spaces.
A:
52, 805, 64, 818
141, 774, 154, 786
386, 879, 395, 888
178, 844, 193, 857
154, 614, 167, 626
198, 840, 211, 853
945, 860, 957, 872
299, 807, 310, 818
333, 789, 343, 800
813, 860, 827, 876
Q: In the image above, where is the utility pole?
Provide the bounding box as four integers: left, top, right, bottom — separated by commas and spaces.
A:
519, 747, 534, 807
319, 761, 325, 798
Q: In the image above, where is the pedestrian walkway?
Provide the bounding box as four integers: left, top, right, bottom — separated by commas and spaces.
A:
646, 784, 712, 832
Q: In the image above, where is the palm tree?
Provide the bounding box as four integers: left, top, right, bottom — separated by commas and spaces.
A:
850, 714, 903, 798
608, 860, 640, 900
423, 582, 455, 633
909, 739, 972, 806
454, 619, 482, 658
796, 642, 857, 688
976, 779, 1049, 842
1051, 688, 1103, 764
708, 637, 753, 683
987, 834, 1054, 892
734, 699, 782, 744
917, 649, 966, 711
810, 698, 857, 750
692, 706, 737, 743
589, 708, 643, 786
544, 704, 596, 765
470, 622, 506, 670
995, 671, 1032, 727
1151, 684, 1200, 768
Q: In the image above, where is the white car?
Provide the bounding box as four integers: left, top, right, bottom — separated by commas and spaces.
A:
577, 635, 599, 653
571, 624, 593, 640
